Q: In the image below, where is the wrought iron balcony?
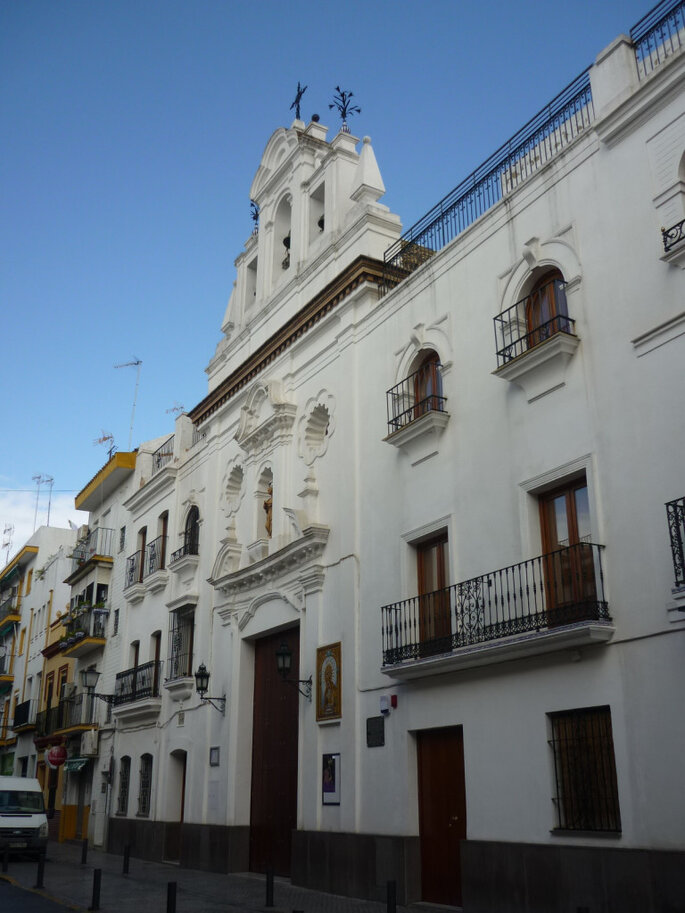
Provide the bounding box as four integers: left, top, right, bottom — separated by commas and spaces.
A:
35, 705, 61, 738
666, 496, 685, 589
381, 542, 609, 667
151, 435, 174, 475
61, 605, 108, 656
386, 363, 447, 435
494, 279, 574, 366
165, 652, 193, 683
169, 536, 199, 564
70, 527, 115, 573
54, 694, 99, 731
145, 536, 167, 576
125, 550, 143, 589
0, 592, 19, 624
113, 660, 162, 706
662, 219, 685, 253
12, 698, 36, 730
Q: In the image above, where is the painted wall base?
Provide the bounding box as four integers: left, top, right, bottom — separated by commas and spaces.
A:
462, 840, 685, 913
107, 819, 249, 873
291, 830, 421, 905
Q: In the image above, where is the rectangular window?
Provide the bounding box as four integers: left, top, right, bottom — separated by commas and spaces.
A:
117, 756, 130, 815
112, 608, 119, 636
549, 705, 621, 832
119, 527, 126, 553
416, 532, 450, 657
137, 754, 153, 817
166, 609, 194, 681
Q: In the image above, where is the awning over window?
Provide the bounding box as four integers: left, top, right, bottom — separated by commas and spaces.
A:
64, 758, 88, 772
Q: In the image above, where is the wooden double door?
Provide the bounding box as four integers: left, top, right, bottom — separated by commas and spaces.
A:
249, 628, 300, 875
417, 726, 467, 906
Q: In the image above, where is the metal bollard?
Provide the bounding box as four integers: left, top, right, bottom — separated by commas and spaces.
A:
2, 849, 8, 873
167, 880, 177, 913
387, 879, 397, 913
265, 867, 274, 908
88, 867, 101, 911
123, 844, 130, 875
81, 837, 89, 865
34, 852, 46, 889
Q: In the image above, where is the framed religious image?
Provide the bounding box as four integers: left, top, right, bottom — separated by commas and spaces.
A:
316, 642, 341, 722
322, 753, 340, 805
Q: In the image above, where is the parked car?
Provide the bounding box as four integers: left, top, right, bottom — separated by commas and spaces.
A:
0, 776, 48, 856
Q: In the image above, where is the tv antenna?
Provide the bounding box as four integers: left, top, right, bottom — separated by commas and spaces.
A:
32, 474, 54, 532
166, 402, 185, 416
2, 523, 14, 566
94, 431, 117, 461
114, 357, 142, 450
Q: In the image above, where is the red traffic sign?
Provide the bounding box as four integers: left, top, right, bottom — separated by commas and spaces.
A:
46, 745, 68, 768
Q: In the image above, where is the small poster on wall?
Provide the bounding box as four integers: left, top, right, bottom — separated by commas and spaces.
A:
322, 753, 340, 805
316, 642, 341, 722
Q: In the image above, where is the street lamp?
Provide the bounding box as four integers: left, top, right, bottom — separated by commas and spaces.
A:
79, 667, 101, 692
194, 663, 226, 714
275, 642, 312, 701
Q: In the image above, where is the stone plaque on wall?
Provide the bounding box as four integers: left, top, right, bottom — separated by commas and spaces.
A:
366, 715, 385, 747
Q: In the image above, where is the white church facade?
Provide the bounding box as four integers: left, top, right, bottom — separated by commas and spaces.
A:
43, 7, 685, 911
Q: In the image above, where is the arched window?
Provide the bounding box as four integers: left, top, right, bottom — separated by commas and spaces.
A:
413, 351, 443, 420
184, 507, 200, 556
525, 269, 568, 348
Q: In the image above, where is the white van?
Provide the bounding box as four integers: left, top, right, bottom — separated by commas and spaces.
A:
0, 776, 49, 856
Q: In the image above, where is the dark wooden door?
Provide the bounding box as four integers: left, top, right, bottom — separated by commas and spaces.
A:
417, 726, 466, 906
417, 534, 450, 656
540, 478, 596, 625
250, 628, 299, 875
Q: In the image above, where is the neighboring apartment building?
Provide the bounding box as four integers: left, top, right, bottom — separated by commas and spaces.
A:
65, 4, 684, 911
0, 526, 76, 782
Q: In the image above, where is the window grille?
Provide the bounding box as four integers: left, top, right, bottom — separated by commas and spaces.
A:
117, 756, 130, 816
549, 706, 621, 832
166, 610, 194, 681
119, 527, 126, 553
137, 754, 153, 817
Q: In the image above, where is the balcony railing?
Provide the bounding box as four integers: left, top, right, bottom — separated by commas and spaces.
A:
165, 652, 193, 683
662, 218, 685, 253
151, 436, 174, 476
55, 694, 99, 730
70, 527, 115, 573
169, 536, 199, 564
145, 536, 167, 576
493, 279, 574, 367
666, 496, 685, 588
0, 654, 12, 677
191, 425, 206, 448
113, 661, 162, 706
63, 605, 108, 644
381, 542, 609, 666
125, 550, 143, 589
381, 71, 594, 294
632, 0, 685, 79
386, 363, 447, 435
0, 592, 19, 622
12, 699, 36, 730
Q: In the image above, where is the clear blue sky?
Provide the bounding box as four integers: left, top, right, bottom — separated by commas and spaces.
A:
1, 0, 651, 553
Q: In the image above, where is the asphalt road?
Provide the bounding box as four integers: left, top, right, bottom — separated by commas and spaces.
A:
0, 878, 72, 912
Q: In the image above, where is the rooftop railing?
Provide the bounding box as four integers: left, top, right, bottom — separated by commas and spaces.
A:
381, 70, 594, 294
151, 436, 174, 476
666, 496, 685, 588
632, 0, 685, 78
381, 542, 609, 667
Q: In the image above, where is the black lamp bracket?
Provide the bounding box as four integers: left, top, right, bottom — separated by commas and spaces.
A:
283, 675, 312, 702
199, 695, 226, 714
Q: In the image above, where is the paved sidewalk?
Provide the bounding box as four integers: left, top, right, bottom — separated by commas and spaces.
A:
0, 840, 421, 913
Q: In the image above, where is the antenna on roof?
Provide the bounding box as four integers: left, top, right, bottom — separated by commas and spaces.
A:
94, 431, 117, 461
31, 474, 53, 532
114, 358, 143, 450
166, 402, 184, 416
2, 523, 13, 566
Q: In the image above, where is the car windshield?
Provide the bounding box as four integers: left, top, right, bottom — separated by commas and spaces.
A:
0, 790, 45, 813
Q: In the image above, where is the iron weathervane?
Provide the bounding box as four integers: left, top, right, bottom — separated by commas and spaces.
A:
290, 81, 308, 121
329, 86, 361, 132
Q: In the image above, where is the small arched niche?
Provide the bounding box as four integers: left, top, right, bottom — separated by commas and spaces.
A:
225, 465, 245, 515
273, 196, 292, 280
256, 467, 274, 540
309, 181, 325, 246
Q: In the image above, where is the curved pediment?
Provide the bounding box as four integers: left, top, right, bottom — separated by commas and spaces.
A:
250, 128, 299, 201
235, 380, 297, 456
